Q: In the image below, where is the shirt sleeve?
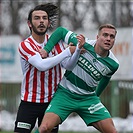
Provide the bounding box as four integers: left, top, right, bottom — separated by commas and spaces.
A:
96, 76, 111, 96
28, 47, 71, 71
44, 26, 89, 53
61, 45, 81, 70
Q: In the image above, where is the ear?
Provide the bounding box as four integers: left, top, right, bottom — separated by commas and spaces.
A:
96, 35, 99, 39
27, 20, 32, 28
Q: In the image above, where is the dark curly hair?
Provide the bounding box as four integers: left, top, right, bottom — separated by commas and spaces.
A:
28, 3, 59, 30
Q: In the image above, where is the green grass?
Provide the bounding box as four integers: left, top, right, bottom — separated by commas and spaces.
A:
0, 131, 100, 133
0, 131, 133, 133
0, 130, 98, 133
0, 131, 96, 133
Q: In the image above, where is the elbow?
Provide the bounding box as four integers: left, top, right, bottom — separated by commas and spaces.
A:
35, 63, 47, 71
37, 67, 44, 71
63, 65, 74, 71
36, 66, 45, 71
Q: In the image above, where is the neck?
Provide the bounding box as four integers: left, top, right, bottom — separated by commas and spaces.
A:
32, 33, 45, 44
94, 44, 109, 57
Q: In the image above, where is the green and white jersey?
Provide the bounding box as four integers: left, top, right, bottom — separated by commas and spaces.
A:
59, 39, 119, 95
44, 27, 119, 96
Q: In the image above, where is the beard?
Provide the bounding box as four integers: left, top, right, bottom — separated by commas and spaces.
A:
31, 23, 48, 36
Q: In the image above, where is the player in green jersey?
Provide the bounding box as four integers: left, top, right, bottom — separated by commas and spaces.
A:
35, 24, 119, 133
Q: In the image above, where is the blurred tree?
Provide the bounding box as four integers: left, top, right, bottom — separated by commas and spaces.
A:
0, 0, 39, 35
118, 1, 132, 27
0, 0, 2, 35
59, 0, 92, 30
10, 0, 23, 34
0, 0, 132, 36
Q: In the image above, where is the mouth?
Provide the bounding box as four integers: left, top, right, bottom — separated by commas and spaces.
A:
38, 24, 45, 29
104, 43, 110, 46
104, 43, 112, 50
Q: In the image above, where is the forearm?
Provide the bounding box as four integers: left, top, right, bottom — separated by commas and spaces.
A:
96, 77, 111, 96
61, 45, 81, 70
44, 27, 71, 53
44, 27, 84, 53
29, 47, 71, 71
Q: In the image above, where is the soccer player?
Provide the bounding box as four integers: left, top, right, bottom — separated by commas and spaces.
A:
14, 3, 83, 133
35, 24, 119, 133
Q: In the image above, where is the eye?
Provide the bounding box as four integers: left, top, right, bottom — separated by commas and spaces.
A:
110, 35, 115, 39
34, 16, 39, 20
43, 16, 48, 20
103, 33, 108, 37
103, 33, 115, 39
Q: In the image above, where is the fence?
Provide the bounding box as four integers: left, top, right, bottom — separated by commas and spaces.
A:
101, 80, 133, 118
0, 83, 21, 113
0, 80, 133, 118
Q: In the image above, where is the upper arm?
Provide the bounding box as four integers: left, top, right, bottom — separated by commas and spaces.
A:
19, 41, 37, 61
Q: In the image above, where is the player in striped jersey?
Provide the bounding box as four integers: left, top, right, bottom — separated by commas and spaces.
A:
36, 24, 119, 133
14, 3, 83, 133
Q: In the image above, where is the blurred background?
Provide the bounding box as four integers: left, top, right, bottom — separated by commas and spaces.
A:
0, 0, 133, 132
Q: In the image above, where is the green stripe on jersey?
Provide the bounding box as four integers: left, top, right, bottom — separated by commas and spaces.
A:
64, 71, 96, 92
97, 57, 119, 75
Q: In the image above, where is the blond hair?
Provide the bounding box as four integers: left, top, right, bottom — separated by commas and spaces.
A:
98, 24, 117, 34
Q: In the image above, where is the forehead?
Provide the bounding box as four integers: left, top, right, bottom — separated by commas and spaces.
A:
101, 28, 116, 35
32, 10, 48, 17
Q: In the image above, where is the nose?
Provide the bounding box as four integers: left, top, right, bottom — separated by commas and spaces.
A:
40, 17, 44, 22
107, 35, 111, 41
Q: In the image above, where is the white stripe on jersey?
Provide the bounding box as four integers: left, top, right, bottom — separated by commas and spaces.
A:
19, 34, 65, 103
64, 31, 73, 44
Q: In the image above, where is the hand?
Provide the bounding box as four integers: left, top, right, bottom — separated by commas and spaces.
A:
80, 48, 86, 54
38, 49, 48, 59
68, 42, 76, 54
77, 34, 85, 49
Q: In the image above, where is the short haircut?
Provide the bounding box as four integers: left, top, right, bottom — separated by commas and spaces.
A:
98, 24, 117, 34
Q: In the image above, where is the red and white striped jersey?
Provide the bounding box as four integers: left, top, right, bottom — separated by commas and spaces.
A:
19, 34, 66, 103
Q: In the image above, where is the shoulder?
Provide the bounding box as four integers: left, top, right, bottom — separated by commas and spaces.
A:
85, 39, 96, 47
109, 50, 119, 64
19, 36, 31, 46
108, 51, 119, 72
